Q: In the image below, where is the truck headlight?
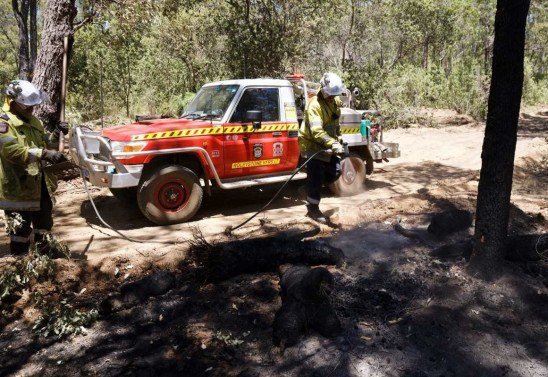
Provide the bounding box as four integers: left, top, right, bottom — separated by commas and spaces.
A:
110, 141, 148, 154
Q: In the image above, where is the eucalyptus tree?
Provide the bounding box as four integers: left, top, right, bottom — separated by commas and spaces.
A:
471, 0, 531, 275
33, 0, 77, 130
10, 0, 38, 80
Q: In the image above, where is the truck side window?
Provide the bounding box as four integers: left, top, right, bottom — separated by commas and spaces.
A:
230, 88, 280, 123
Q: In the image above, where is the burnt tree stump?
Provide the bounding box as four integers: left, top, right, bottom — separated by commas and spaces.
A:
273, 265, 341, 349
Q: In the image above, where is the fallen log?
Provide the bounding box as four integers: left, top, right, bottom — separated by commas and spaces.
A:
190, 233, 345, 282
99, 270, 176, 315
431, 234, 547, 262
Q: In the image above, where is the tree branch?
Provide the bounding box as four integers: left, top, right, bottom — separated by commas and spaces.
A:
73, 14, 95, 32
1, 27, 17, 52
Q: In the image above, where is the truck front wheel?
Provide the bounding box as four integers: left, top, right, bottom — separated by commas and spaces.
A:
137, 166, 203, 225
329, 155, 366, 197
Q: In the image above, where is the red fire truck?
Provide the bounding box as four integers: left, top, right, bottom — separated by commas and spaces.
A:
69, 76, 399, 225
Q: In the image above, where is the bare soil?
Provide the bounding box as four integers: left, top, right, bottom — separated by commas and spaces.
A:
0, 107, 547, 377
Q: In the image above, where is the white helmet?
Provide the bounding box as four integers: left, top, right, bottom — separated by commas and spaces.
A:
5, 80, 47, 106
320, 72, 345, 97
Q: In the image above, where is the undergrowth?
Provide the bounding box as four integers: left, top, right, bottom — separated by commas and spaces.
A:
32, 297, 98, 338
0, 247, 55, 306
0, 232, 97, 338
349, 60, 548, 129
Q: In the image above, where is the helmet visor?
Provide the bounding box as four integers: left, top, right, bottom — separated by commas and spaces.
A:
16, 88, 47, 106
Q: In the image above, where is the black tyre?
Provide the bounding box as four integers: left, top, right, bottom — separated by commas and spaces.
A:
137, 165, 203, 225
110, 187, 137, 204
329, 155, 366, 197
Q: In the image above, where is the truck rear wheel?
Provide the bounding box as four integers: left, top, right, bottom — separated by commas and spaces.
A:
137, 165, 203, 225
329, 155, 366, 197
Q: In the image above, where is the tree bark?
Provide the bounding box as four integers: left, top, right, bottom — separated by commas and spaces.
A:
12, 0, 30, 80
32, 0, 77, 130
29, 0, 37, 76
470, 0, 531, 276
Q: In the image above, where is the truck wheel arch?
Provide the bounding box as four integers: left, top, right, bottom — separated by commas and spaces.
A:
141, 153, 206, 182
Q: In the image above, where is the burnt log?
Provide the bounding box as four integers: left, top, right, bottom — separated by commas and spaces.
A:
190, 235, 345, 282
273, 265, 341, 349
431, 240, 474, 261
427, 209, 473, 238
505, 234, 547, 262
99, 270, 176, 315
431, 234, 546, 262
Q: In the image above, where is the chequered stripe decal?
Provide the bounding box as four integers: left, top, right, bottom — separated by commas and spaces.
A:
341, 128, 360, 134
131, 124, 360, 141
131, 127, 223, 141
131, 124, 300, 141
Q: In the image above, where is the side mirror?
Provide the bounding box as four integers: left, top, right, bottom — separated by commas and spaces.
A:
246, 110, 262, 130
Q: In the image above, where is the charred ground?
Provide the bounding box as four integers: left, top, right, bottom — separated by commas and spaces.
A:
0, 108, 547, 376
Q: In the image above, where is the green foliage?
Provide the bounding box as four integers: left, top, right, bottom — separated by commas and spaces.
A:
522, 58, 548, 105
369, 62, 489, 127
4, 212, 24, 234
0, 231, 72, 306
3, 0, 547, 124
0, 233, 97, 339
0, 246, 55, 306
0, 2, 17, 86
32, 298, 98, 338
214, 329, 245, 347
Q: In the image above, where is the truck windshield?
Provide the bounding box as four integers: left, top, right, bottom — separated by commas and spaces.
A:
181, 85, 240, 120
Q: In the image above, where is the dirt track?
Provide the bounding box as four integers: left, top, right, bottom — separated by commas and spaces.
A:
5, 108, 546, 270
0, 108, 546, 376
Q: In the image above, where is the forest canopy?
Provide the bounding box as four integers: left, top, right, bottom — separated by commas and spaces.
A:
1, 0, 546, 125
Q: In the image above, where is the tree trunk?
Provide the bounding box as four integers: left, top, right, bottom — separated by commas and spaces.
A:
29, 0, 37, 77
32, 0, 77, 131
12, 0, 30, 80
470, 0, 531, 277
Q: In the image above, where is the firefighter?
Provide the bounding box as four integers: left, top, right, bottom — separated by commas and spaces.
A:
299, 72, 345, 223
0, 80, 67, 255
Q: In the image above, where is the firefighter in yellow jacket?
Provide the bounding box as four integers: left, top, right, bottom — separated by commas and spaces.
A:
0, 80, 67, 255
298, 72, 345, 223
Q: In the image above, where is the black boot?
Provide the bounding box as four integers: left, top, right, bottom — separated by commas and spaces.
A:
306, 204, 327, 224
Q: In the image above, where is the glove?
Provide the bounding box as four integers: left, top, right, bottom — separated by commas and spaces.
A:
56, 121, 69, 135
331, 142, 344, 155
41, 149, 67, 164
50, 122, 69, 142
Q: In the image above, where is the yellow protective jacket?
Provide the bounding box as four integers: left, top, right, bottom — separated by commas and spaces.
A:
0, 101, 58, 211
298, 91, 342, 161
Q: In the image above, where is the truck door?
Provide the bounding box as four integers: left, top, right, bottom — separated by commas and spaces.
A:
223, 87, 293, 178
